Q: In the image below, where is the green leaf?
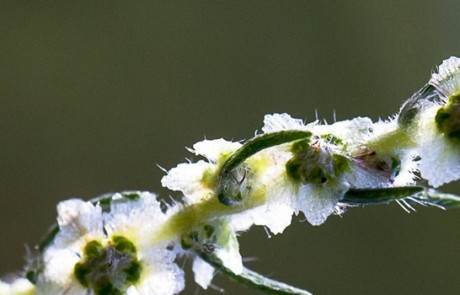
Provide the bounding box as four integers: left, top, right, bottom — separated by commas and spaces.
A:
342, 186, 425, 205
220, 130, 312, 176
342, 186, 460, 210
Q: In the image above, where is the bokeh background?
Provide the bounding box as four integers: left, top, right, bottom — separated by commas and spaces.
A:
1, 1, 460, 294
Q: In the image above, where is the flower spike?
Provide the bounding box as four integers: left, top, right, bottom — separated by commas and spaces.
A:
10, 56, 460, 295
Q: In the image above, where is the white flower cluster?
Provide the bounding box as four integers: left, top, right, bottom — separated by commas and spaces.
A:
403, 57, 460, 187
32, 192, 184, 295
2, 57, 460, 295
161, 56, 460, 288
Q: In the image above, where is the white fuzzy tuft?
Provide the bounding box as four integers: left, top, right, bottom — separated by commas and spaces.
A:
429, 56, 460, 100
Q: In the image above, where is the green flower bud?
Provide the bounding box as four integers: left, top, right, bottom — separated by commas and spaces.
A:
74, 237, 142, 295
435, 94, 460, 140
286, 138, 349, 185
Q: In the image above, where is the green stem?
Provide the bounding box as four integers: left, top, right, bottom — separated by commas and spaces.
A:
155, 189, 266, 243
366, 127, 416, 155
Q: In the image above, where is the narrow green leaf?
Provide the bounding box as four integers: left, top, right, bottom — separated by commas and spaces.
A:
220, 130, 312, 176
343, 186, 460, 211
342, 186, 425, 205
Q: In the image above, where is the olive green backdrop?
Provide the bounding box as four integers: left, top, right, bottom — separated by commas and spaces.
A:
1, 1, 460, 294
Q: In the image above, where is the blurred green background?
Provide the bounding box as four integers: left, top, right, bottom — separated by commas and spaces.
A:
1, 1, 460, 294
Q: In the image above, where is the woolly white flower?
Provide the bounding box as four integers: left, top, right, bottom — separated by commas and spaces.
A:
0, 277, 35, 295
161, 161, 215, 205
36, 199, 104, 294
416, 103, 460, 187
103, 192, 168, 246
162, 139, 241, 205
429, 56, 460, 100
262, 113, 308, 133
191, 138, 242, 162
230, 202, 295, 235
181, 219, 244, 290
405, 56, 460, 187
287, 140, 393, 225
418, 133, 460, 187
36, 192, 184, 295
103, 192, 185, 295
191, 233, 243, 290
367, 118, 419, 186
191, 257, 215, 289
212, 222, 243, 275
252, 114, 402, 226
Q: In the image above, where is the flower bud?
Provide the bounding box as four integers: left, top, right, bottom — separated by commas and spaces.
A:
435, 94, 460, 140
